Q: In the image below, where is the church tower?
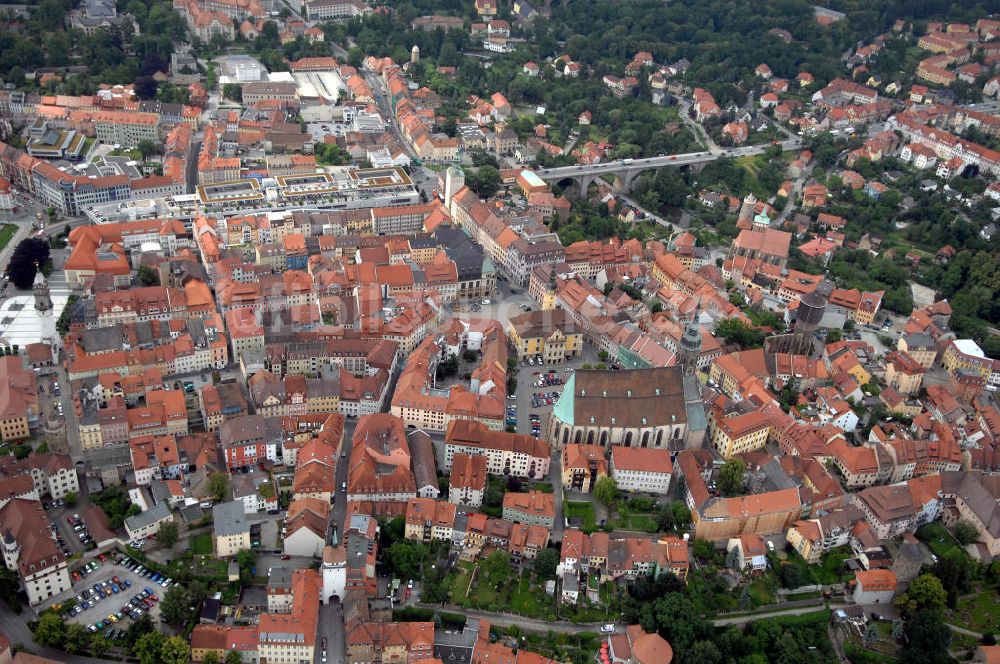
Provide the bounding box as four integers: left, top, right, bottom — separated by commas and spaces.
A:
679, 305, 702, 375
33, 267, 57, 361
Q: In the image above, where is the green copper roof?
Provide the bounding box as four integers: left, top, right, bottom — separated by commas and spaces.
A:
551, 372, 575, 424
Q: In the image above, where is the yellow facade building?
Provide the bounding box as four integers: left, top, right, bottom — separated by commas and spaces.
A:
710, 411, 771, 459
507, 308, 582, 363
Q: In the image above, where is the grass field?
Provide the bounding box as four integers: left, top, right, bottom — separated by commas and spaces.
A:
916, 522, 959, 559
952, 590, 1000, 634
748, 576, 777, 606
0, 224, 17, 252
565, 501, 597, 532
615, 513, 658, 533
450, 563, 474, 601
191, 533, 213, 555
193, 557, 227, 579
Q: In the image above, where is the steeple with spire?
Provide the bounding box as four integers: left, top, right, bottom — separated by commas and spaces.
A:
679, 303, 702, 375
33, 264, 58, 361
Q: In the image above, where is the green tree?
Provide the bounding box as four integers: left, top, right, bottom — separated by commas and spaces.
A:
137, 139, 157, 161
7, 238, 50, 289
63, 623, 91, 654
533, 548, 560, 578
236, 549, 256, 584
900, 610, 952, 664
593, 476, 619, 507
159, 583, 191, 627
953, 520, 979, 545
931, 550, 975, 608
126, 613, 154, 645
225, 650, 243, 664
91, 634, 111, 658
895, 573, 947, 617
202, 653, 220, 664
157, 519, 179, 548
777, 563, 803, 588
133, 631, 166, 664
160, 636, 190, 664
32, 611, 66, 648
0, 566, 22, 612
63, 491, 77, 507
208, 472, 229, 502
136, 265, 160, 286
387, 541, 427, 580
222, 83, 242, 102
718, 458, 746, 497
481, 550, 512, 586
466, 165, 501, 198
714, 318, 765, 349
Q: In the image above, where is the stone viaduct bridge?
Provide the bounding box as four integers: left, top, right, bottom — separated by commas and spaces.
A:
532, 138, 803, 194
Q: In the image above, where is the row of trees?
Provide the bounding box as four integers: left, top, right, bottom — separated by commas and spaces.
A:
625, 569, 839, 663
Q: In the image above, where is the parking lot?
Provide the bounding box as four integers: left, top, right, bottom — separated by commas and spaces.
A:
52, 510, 92, 556
40, 553, 175, 639
510, 345, 601, 437
306, 122, 348, 142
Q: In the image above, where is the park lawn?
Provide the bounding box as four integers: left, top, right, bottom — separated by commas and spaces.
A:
952, 590, 1000, 634
508, 575, 551, 617
917, 522, 959, 559
616, 513, 658, 533
565, 501, 597, 532
191, 533, 213, 555
468, 569, 499, 607
193, 557, 227, 579
0, 225, 17, 252
449, 564, 473, 601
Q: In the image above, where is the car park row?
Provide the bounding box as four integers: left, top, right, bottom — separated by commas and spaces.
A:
58, 553, 176, 636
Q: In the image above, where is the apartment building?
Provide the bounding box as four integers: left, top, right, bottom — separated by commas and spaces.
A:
942, 339, 997, 380
561, 444, 607, 492
0, 454, 79, 501
507, 308, 583, 363
346, 414, 417, 513
448, 452, 487, 508
676, 450, 802, 541
93, 111, 160, 146
610, 447, 673, 495
444, 420, 550, 480
710, 411, 771, 458
0, 498, 71, 605
258, 569, 322, 664
404, 497, 457, 543
0, 357, 40, 441
502, 490, 555, 528
213, 500, 251, 556
346, 622, 434, 664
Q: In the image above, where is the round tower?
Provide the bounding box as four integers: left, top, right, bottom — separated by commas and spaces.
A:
795, 288, 827, 337
738, 193, 757, 225
411, 45, 420, 65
